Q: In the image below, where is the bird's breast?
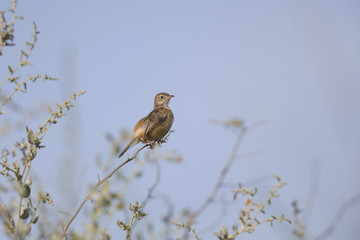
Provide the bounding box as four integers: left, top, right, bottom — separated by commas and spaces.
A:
146, 109, 174, 141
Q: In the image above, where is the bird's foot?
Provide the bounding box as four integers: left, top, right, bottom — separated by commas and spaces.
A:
146, 141, 156, 149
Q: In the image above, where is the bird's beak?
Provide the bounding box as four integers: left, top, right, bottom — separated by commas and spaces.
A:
169, 95, 175, 98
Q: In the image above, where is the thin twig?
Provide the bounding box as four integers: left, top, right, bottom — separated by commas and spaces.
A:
221, 175, 273, 189
313, 193, 360, 240
183, 120, 266, 239
188, 127, 247, 223
60, 144, 149, 238
14, 196, 23, 240
142, 159, 161, 208
198, 199, 228, 234
188, 121, 267, 222
57, 211, 71, 218
303, 162, 320, 225
126, 156, 162, 234
126, 213, 136, 240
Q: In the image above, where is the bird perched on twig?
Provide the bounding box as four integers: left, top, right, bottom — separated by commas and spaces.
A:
118, 92, 175, 158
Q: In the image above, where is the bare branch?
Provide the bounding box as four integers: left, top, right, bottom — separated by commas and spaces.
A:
303, 162, 320, 225
313, 193, 360, 240
179, 120, 267, 239
188, 126, 247, 223
60, 144, 149, 238
142, 159, 161, 208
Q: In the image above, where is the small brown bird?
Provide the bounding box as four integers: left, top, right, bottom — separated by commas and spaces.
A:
118, 92, 175, 158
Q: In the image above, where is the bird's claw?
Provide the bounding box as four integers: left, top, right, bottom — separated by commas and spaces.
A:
146, 141, 156, 149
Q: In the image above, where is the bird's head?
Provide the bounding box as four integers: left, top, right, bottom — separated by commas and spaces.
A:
154, 92, 174, 108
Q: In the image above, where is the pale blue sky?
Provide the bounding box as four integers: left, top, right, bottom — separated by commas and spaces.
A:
1, 0, 360, 239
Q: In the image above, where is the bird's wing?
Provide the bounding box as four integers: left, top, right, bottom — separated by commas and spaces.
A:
143, 110, 160, 139
134, 110, 156, 139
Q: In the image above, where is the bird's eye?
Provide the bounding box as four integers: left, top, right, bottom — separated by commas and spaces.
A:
161, 96, 164, 98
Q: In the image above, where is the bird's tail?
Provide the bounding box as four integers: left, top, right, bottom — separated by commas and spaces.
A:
118, 138, 137, 158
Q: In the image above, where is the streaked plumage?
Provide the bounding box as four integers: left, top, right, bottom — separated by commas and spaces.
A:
118, 92, 174, 158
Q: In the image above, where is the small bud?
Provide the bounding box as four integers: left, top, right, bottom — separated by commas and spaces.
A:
26, 127, 35, 144
20, 208, 31, 220
17, 183, 31, 198
27, 147, 37, 161
31, 215, 39, 224
12, 162, 20, 173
